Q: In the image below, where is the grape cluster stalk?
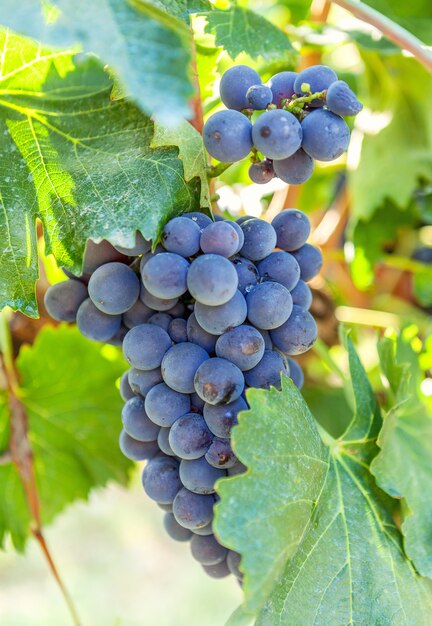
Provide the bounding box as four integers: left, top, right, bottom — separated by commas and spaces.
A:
44, 209, 321, 581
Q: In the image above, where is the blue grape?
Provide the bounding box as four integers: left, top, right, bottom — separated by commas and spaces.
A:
123, 298, 153, 328
246, 84, 273, 110
168, 318, 188, 343
252, 109, 302, 160
120, 371, 134, 401
77, 298, 121, 342
44, 280, 88, 322
82, 240, 128, 275
148, 312, 172, 331
88, 262, 139, 315
203, 110, 253, 162
213, 214, 224, 221
301, 109, 350, 161
326, 80, 363, 116
161, 343, 210, 393
191, 521, 213, 536
167, 301, 188, 318
236, 215, 253, 225
246, 282, 293, 330
227, 551, 242, 578
139, 244, 164, 274
215, 325, 265, 371
169, 413, 213, 460
158, 502, 173, 512
142, 456, 182, 504
248, 160, 275, 185
259, 329, 273, 350
158, 427, 176, 456
287, 357, 304, 389
291, 243, 323, 281
190, 534, 228, 566
186, 313, 217, 353
187, 254, 238, 305
142, 253, 189, 299
180, 458, 226, 494
123, 324, 172, 370
271, 209, 311, 252
290, 280, 312, 309
200, 222, 240, 257
219, 65, 262, 110
244, 350, 288, 390
162, 216, 201, 257
203, 396, 248, 438
257, 251, 301, 291
128, 367, 163, 397
140, 285, 178, 312
273, 149, 314, 184
240, 219, 277, 261
230, 221, 245, 253
267, 71, 297, 106
227, 461, 247, 477
122, 396, 160, 442
191, 392, 205, 413
114, 232, 151, 256
231, 255, 259, 295
194, 358, 244, 405
173, 488, 215, 530
163, 512, 192, 542
205, 437, 237, 469
184, 212, 213, 230
119, 430, 159, 461
294, 65, 337, 105
270, 305, 318, 355
202, 561, 230, 578
145, 383, 191, 427
194, 291, 247, 336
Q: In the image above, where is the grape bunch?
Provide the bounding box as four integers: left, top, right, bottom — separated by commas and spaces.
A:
203, 64, 362, 185
44, 209, 321, 581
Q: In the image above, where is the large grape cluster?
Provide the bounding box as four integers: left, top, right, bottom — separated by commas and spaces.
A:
204, 64, 362, 185
44, 210, 321, 581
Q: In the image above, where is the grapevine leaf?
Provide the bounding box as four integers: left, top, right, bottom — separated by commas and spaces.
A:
371, 336, 432, 578
0, 325, 131, 551
0, 0, 194, 124
215, 336, 432, 623
202, 7, 296, 61
0, 32, 201, 317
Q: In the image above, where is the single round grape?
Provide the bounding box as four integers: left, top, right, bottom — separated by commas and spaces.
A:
191, 534, 228, 566
227, 461, 247, 477
142, 253, 189, 299
205, 438, 237, 469
180, 458, 226, 495
167, 301, 188, 318
267, 71, 297, 106
203, 396, 248, 438
123, 324, 172, 370
231, 256, 259, 295
158, 427, 176, 456
139, 244, 164, 274
244, 350, 288, 390
169, 413, 213, 460
203, 110, 253, 163
148, 312, 172, 332
290, 280, 312, 309
161, 343, 210, 394
142, 456, 182, 504
82, 240, 128, 275
215, 325, 264, 371
246, 84, 273, 109
273, 149, 314, 184
168, 318, 188, 343
291, 243, 323, 281
120, 371, 134, 401
145, 383, 191, 427
270, 305, 318, 355
230, 221, 245, 253
173, 488, 215, 530
202, 560, 230, 579
122, 396, 160, 442
187, 254, 238, 306
194, 291, 247, 336
76, 298, 121, 342
114, 232, 151, 255
191, 392, 205, 413
194, 358, 244, 405
301, 109, 350, 161
119, 430, 159, 461
252, 109, 302, 160
248, 160, 275, 184
287, 357, 304, 389
123, 298, 153, 328
271, 209, 311, 252
88, 262, 139, 315
128, 367, 163, 397
219, 65, 262, 110
162, 216, 201, 257
44, 280, 88, 322
259, 329, 273, 350
163, 512, 192, 542
240, 219, 277, 261
246, 282, 293, 330
326, 80, 363, 116
140, 285, 178, 312
186, 313, 217, 353
294, 65, 338, 105
200, 222, 240, 258
191, 522, 213, 536
184, 212, 213, 230
257, 251, 300, 291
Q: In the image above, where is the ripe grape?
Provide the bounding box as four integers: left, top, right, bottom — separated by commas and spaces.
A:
326, 80, 363, 116
119, 430, 159, 461
294, 65, 337, 105
169, 413, 213, 460
76, 298, 121, 342
168, 318, 188, 343
187, 254, 238, 305
215, 325, 265, 371
248, 160, 275, 184
44, 280, 88, 322
88, 262, 140, 314
114, 232, 151, 256
257, 251, 300, 291
203, 110, 253, 162
162, 216, 201, 257
202, 561, 230, 579
142, 253, 189, 299
194, 291, 247, 335
190, 534, 228, 566
267, 71, 297, 106
123, 324, 172, 370
179, 458, 226, 494
184, 212, 213, 230
291, 243, 323, 281
122, 396, 160, 441
186, 313, 218, 353
301, 109, 350, 161
200, 221, 240, 257
163, 512, 192, 542
123, 299, 153, 328
246, 282, 293, 330
161, 343, 210, 393
273, 149, 314, 184
203, 396, 248, 438
173, 488, 215, 530
128, 368, 163, 397
140, 285, 178, 312
142, 456, 182, 504
148, 312, 172, 331
120, 371, 134, 401
271, 209, 311, 252
240, 218, 277, 261
82, 240, 128, 275
231, 255, 259, 295
145, 383, 191, 427
287, 357, 304, 389
252, 109, 302, 160
158, 427, 176, 457
244, 350, 289, 390
219, 65, 262, 110
194, 358, 244, 405
290, 280, 313, 309
205, 438, 237, 469
270, 305, 318, 355
246, 84, 273, 110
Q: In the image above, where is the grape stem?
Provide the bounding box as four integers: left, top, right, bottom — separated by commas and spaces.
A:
207, 161, 233, 178
331, 0, 432, 71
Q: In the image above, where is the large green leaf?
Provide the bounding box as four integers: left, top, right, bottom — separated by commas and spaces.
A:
0, 31, 203, 317
215, 336, 432, 623
363, 0, 432, 44
0, 325, 131, 551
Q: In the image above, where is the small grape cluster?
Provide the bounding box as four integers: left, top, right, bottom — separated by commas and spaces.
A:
204, 64, 363, 185
44, 209, 321, 581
